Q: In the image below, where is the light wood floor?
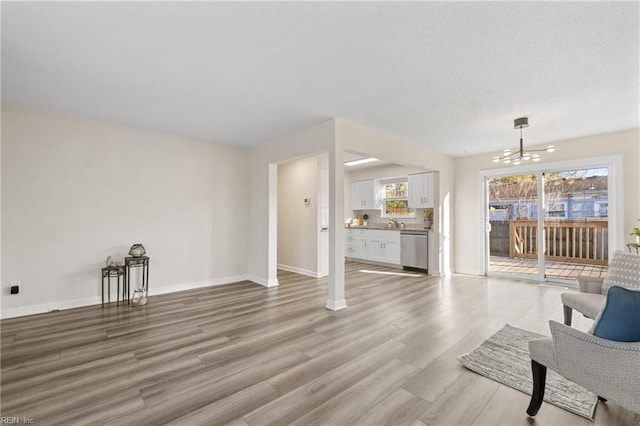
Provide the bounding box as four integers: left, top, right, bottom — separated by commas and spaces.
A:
1, 262, 638, 425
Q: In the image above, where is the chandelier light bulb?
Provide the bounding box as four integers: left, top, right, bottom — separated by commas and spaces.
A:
490, 117, 557, 165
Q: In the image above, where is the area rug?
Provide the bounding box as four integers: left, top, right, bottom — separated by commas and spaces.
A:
458, 324, 597, 420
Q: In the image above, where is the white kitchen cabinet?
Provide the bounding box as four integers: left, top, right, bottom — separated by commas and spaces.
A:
346, 228, 368, 259
367, 234, 384, 261
346, 230, 358, 257
351, 180, 374, 210
345, 229, 401, 266
357, 238, 368, 259
345, 228, 358, 257
377, 230, 401, 264
382, 238, 401, 264
408, 172, 434, 208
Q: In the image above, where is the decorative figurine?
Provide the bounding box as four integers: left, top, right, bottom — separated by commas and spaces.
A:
131, 288, 148, 306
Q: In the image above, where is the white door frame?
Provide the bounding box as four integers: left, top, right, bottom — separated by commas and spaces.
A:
480, 154, 623, 282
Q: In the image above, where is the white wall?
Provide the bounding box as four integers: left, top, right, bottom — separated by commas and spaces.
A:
337, 119, 455, 275
247, 120, 334, 286
1, 107, 249, 317
277, 155, 319, 276
454, 128, 640, 275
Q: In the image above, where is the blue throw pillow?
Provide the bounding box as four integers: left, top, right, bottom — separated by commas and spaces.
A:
591, 286, 640, 342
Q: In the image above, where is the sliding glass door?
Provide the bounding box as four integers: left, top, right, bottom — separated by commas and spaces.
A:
486, 167, 609, 282
543, 168, 608, 280
487, 173, 541, 278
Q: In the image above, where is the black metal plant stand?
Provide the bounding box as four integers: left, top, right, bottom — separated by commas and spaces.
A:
124, 256, 150, 304
101, 265, 125, 306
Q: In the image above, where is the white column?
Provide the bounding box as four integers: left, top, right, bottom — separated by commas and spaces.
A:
327, 141, 347, 310
266, 163, 279, 287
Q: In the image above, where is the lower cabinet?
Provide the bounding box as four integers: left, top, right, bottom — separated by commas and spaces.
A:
346, 229, 401, 266
346, 229, 368, 259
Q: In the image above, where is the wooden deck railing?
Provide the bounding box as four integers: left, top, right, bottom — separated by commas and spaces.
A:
508, 220, 608, 265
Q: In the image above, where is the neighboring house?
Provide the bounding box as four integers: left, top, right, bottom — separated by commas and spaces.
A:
489, 193, 608, 222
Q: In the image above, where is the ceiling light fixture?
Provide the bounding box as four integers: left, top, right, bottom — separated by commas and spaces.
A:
344, 157, 379, 167
492, 117, 556, 165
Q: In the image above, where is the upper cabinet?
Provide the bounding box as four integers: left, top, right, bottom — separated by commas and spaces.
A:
351, 180, 375, 210
408, 172, 434, 208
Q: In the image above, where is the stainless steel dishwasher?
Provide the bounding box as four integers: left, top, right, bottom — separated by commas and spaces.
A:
401, 231, 428, 270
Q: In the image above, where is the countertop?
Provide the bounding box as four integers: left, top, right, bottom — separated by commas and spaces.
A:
345, 225, 432, 233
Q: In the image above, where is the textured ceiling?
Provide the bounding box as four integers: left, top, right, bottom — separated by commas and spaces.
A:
2, 2, 638, 157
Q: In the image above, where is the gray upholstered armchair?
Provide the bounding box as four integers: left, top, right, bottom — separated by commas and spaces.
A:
527, 320, 640, 416
561, 276, 606, 325
561, 250, 640, 326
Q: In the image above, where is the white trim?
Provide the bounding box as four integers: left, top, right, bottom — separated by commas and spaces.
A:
0, 275, 251, 319
277, 263, 321, 278
247, 274, 280, 288
536, 170, 546, 280
454, 267, 483, 276
345, 258, 403, 269
1, 296, 103, 319
150, 275, 249, 296
479, 171, 489, 276
325, 298, 348, 311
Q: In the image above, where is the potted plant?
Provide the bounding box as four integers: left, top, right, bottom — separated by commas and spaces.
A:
631, 219, 640, 244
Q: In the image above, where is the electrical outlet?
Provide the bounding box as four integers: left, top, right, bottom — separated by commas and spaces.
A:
9, 280, 21, 295
210, 261, 215, 270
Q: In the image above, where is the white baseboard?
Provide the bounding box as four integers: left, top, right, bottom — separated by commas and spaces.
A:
150, 275, 249, 296
325, 298, 348, 311
1, 296, 103, 319
247, 274, 279, 288
345, 258, 403, 270
277, 263, 321, 278
0, 274, 251, 319
454, 267, 484, 276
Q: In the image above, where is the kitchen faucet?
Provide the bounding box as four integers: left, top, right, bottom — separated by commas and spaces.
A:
389, 218, 399, 228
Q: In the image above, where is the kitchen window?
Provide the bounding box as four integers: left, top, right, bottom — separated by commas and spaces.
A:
381, 179, 414, 218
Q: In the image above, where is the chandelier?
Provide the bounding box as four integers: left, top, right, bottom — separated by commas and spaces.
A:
492, 117, 556, 165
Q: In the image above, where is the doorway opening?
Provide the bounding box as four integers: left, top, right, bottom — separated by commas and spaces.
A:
276, 153, 329, 280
